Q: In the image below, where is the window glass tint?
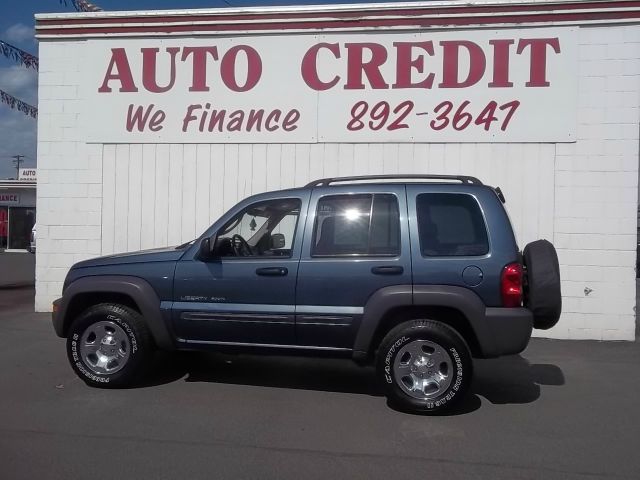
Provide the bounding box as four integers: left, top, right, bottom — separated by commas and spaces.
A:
217, 198, 301, 257
312, 194, 400, 256
370, 194, 400, 255
417, 194, 488, 257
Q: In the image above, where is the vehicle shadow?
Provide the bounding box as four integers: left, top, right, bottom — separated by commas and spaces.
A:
141, 351, 564, 415
145, 351, 381, 396
472, 355, 565, 405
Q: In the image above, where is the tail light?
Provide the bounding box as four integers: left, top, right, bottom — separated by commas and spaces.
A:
501, 262, 523, 307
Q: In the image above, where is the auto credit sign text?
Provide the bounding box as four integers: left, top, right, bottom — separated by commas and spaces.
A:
85, 28, 578, 143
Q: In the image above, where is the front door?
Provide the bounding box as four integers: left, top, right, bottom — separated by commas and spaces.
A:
173, 194, 308, 345
295, 185, 412, 348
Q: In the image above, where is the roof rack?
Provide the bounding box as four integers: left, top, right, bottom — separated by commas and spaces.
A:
304, 174, 483, 188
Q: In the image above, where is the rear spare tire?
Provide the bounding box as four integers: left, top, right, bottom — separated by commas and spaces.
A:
523, 239, 562, 330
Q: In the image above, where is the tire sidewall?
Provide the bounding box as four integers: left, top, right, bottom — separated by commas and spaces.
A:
524, 239, 562, 329
378, 322, 471, 413
67, 305, 143, 387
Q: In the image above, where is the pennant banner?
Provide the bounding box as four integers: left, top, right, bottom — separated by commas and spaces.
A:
0, 40, 38, 71
0, 89, 37, 118
60, 0, 103, 12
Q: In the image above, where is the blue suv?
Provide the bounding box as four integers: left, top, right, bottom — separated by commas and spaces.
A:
53, 175, 561, 413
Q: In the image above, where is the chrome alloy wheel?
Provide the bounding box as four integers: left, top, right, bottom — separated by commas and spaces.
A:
79, 321, 131, 375
393, 339, 454, 400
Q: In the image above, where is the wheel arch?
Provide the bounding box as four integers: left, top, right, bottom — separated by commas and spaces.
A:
354, 285, 496, 362
369, 305, 482, 358
57, 276, 175, 350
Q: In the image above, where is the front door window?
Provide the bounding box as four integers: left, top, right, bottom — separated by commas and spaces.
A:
215, 198, 301, 258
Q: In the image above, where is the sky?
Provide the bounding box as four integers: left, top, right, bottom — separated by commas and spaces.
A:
0, 0, 416, 179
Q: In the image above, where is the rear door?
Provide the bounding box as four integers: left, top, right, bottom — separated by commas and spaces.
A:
406, 185, 501, 305
295, 185, 411, 348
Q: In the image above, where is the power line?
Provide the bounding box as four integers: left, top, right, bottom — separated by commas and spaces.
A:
11, 155, 24, 179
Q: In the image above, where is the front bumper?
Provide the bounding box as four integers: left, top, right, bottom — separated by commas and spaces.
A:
483, 307, 533, 357
52, 298, 64, 338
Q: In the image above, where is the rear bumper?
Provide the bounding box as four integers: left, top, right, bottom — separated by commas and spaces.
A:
52, 298, 64, 338
482, 307, 533, 358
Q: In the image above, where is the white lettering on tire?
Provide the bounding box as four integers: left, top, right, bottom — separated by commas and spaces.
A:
106, 314, 138, 353
384, 336, 410, 383
428, 347, 463, 408
72, 310, 141, 384
75, 360, 109, 383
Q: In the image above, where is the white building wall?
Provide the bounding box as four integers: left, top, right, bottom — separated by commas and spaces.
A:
550, 25, 640, 341
99, 143, 555, 256
35, 25, 640, 341
36, 41, 103, 309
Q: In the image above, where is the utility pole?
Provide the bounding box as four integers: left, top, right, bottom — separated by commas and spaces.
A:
11, 155, 24, 180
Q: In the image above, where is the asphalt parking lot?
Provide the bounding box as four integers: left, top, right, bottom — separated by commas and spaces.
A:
1, 287, 639, 480
0, 252, 35, 288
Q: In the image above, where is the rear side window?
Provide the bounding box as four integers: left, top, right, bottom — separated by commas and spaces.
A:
312, 194, 400, 256
416, 193, 489, 257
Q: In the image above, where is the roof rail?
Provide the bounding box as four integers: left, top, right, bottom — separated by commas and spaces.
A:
304, 174, 483, 188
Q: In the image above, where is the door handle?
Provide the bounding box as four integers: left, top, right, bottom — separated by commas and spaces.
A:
256, 267, 288, 276
371, 266, 404, 275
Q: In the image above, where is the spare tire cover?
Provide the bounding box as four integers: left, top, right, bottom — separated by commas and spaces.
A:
523, 239, 562, 330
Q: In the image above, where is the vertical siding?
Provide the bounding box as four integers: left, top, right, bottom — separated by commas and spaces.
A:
113, 144, 130, 254
195, 144, 212, 236
127, 144, 143, 251
182, 144, 198, 242
252, 144, 268, 195
210, 144, 226, 221
154, 144, 170, 247
101, 142, 556, 255
167, 144, 184, 246
101, 145, 116, 255
140, 144, 156, 250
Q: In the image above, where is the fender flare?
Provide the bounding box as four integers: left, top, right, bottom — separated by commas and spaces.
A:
353, 285, 412, 355
56, 275, 175, 350
353, 285, 499, 358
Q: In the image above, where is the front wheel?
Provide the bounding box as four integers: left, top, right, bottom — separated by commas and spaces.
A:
376, 320, 472, 414
66, 303, 154, 388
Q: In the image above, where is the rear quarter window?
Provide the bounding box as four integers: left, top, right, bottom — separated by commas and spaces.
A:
416, 193, 489, 257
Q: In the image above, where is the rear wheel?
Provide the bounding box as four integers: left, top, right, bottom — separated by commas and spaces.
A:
376, 320, 472, 414
66, 303, 154, 388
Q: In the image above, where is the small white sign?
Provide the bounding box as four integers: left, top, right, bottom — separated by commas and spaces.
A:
18, 168, 37, 181
0, 193, 20, 205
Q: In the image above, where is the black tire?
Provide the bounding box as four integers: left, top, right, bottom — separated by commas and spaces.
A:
376, 320, 472, 414
523, 239, 562, 330
66, 303, 154, 388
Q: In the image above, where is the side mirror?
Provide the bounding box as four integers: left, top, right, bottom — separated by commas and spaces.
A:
199, 236, 213, 260
271, 233, 286, 249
